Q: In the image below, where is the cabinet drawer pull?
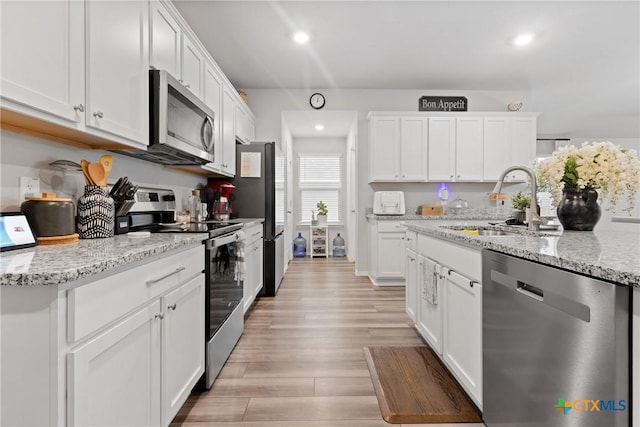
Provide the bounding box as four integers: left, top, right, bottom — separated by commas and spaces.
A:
73, 104, 84, 112
154, 313, 164, 319
146, 267, 186, 286
93, 111, 104, 118
168, 303, 177, 311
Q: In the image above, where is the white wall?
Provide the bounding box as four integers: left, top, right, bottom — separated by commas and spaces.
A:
244, 88, 532, 273
0, 130, 205, 212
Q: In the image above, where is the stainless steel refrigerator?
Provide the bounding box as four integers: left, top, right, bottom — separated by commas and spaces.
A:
232, 142, 285, 296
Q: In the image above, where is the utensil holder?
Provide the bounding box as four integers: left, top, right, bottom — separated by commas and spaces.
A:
77, 186, 115, 239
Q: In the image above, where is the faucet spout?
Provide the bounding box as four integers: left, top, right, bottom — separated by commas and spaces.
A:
493, 166, 542, 231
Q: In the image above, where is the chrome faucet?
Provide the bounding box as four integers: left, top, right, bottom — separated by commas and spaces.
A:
492, 166, 543, 231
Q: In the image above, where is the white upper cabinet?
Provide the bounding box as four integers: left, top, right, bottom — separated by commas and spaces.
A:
150, 0, 181, 78
455, 117, 483, 181
483, 115, 537, 181
399, 117, 428, 180
369, 116, 399, 181
427, 117, 455, 181
428, 117, 483, 181
203, 62, 223, 170
1, 0, 84, 123
368, 115, 428, 182
221, 84, 236, 176
85, 0, 149, 145
369, 112, 537, 183
180, 34, 204, 97
235, 101, 256, 145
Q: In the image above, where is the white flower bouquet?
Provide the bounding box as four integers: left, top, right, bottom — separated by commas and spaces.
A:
535, 141, 640, 213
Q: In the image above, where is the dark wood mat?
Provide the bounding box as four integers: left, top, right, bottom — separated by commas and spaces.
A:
363, 346, 482, 424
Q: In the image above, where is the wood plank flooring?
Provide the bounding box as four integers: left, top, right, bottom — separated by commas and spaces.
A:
171, 257, 484, 427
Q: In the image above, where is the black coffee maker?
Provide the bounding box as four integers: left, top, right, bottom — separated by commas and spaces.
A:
202, 179, 235, 220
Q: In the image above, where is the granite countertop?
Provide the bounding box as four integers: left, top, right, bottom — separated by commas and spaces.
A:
231, 218, 264, 226
403, 219, 640, 287
0, 233, 208, 286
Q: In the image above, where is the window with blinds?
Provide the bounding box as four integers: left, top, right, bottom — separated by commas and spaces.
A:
298, 153, 342, 223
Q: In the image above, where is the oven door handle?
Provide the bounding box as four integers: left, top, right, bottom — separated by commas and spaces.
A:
207, 232, 240, 249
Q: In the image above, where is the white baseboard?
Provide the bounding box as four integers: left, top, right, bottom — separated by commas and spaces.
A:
355, 270, 368, 277
368, 276, 405, 287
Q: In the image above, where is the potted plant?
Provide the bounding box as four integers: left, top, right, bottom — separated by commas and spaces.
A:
316, 201, 328, 227
510, 191, 530, 224
535, 141, 640, 230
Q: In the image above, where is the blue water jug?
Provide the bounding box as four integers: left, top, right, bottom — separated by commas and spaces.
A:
293, 232, 307, 257
332, 233, 345, 257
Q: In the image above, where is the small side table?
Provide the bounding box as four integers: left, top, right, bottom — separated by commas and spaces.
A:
309, 225, 328, 258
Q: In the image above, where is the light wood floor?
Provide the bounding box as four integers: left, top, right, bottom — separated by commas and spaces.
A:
172, 257, 484, 427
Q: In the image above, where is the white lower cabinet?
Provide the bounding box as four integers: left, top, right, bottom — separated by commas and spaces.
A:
161, 275, 205, 425
442, 268, 482, 407
414, 232, 482, 409
416, 255, 444, 355
67, 301, 162, 427
1, 245, 205, 427
243, 223, 264, 314
405, 247, 418, 322
368, 218, 407, 286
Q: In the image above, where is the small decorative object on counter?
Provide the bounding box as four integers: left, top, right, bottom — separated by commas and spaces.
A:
332, 233, 345, 257
77, 185, 114, 238
21, 192, 79, 245
507, 102, 523, 112
510, 192, 530, 224
293, 232, 307, 257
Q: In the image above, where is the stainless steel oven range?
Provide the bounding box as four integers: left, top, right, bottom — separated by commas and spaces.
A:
124, 187, 245, 390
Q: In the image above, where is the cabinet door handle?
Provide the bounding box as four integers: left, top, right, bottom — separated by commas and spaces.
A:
93, 111, 104, 118
168, 303, 177, 311
470, 281, 478, 288
179, 79, 184, 84
154, 313, 164, 319
146, 266, 186, 286
73, 104, 84, 112
185, 84, 191, 89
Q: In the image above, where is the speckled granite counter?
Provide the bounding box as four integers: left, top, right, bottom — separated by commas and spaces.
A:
366, 209, 510, 222
0, 233, 208, 286
403, 219, 640, 287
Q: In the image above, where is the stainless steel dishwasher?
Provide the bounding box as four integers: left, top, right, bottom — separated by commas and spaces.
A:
482, 250, 630, 427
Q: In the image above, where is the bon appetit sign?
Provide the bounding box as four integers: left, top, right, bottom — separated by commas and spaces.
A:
419, 96, 468, 112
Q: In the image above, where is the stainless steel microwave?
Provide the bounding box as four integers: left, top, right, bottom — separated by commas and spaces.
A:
113, 69, 215, 165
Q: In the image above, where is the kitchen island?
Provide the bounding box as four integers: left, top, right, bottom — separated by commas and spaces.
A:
403, 218, 638, 426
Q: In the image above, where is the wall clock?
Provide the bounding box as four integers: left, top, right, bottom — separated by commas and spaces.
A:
310, 93, 325, 110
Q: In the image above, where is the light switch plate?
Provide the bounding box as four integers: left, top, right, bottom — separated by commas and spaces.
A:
19, 176, 40, 202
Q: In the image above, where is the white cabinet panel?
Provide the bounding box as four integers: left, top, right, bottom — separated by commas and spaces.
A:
369, 117, 399, 181
67, 301, 161, 427
377, 232, 405, 278
150, 0, 181, 78
162, 275, 205, 426
400, 117, 428, 180
510, 116, 537, 180
221, 84, 236, 175
405, 248, 418, 322
427, 117, 456, 180
203, 62, 223, 170
181, 34, 203, 97
416, 256, 443, 354
85, 0, 148, 144
483, 117, 510, 180
455, 117, 483, 181
1, 0, 84, 123
443, 269, 482, 407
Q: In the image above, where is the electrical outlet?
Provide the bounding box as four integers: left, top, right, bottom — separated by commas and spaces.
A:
19, 176, 40, 201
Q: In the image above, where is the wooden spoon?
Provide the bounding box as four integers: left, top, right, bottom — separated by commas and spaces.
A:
80, 159, 94, 186
88, 162, 107, 187
99, 155, 112, 179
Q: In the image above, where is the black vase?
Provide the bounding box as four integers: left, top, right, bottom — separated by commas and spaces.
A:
556, 187, 601, 231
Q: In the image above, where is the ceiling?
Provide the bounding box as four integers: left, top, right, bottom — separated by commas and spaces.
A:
173, 1, 640, 137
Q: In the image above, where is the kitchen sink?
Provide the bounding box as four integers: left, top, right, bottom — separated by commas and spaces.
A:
439, 225, 527, 237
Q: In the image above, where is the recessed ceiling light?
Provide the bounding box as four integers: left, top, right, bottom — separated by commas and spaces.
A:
315, 124, 324, 131
513, 33, 534, 46
293, 32, 310, 44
